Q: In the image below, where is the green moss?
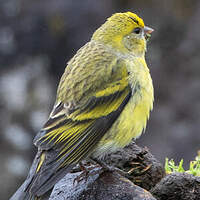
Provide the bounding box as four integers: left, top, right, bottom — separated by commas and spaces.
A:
165, 151, 200, 176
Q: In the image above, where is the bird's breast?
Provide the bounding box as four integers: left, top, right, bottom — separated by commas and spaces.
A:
92, 57, 154, 159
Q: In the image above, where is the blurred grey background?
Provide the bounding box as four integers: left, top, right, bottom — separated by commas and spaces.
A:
0, 0, 200, 199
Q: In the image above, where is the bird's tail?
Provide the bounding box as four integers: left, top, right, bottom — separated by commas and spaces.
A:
10, 181, 51, 200
10, 181, 52, 200
10, 174, 53, 200
9, 150, 53, 200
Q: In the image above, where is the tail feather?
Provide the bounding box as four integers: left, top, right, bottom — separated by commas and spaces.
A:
9, 149, 74, 199
9, 150, 52, 200
10, 181, 31, 200
32, 164, 73, 197
10, 181, 52, 200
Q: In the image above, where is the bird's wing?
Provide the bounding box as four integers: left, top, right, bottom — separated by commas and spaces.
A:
24, 42, 133, 197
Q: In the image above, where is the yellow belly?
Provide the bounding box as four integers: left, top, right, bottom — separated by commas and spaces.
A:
92, 57, 154, 158
92, 86, 153, 158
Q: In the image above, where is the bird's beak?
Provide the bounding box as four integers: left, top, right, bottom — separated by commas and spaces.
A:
144, 26, 154, 41
144, 26, 154, 34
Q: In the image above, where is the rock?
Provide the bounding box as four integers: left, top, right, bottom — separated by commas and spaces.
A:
104, 142, 165, 191
151, 172, 200, 200
50, 171, 156, 200
48, 142, 164, 200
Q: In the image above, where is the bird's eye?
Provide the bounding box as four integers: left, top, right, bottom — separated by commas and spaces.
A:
133, 27, 141, 34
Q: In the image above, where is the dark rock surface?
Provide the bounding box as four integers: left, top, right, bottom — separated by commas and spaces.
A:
50, 171, 156, 200
49, 143, 162, 200
151, 173, 200, 200
48, 144, 200, 200
104, 142, 165, 191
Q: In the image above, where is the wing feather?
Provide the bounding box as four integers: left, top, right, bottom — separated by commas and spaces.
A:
30, 87, 131, 196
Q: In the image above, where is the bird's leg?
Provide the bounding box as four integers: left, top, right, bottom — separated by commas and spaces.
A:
73, 162, 89, 185
73, 161, 102, 185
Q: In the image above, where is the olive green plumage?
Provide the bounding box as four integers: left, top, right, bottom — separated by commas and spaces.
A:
10, 12, 154, 200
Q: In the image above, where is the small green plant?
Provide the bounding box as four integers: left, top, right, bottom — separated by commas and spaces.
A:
165, 151, 200, 176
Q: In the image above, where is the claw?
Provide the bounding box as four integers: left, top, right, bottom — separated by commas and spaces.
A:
73, 162, 90, 186
72, 161, 102, 186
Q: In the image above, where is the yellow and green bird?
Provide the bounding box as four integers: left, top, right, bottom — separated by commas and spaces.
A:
11, 11, 154, 200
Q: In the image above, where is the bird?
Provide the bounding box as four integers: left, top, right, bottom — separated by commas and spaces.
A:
10, 11, 154, 200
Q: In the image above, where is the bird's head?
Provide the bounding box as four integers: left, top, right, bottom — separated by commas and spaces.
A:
92, 12, 153, 56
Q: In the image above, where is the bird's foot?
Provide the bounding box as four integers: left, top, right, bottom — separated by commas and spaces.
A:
73, 162, 101, 186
